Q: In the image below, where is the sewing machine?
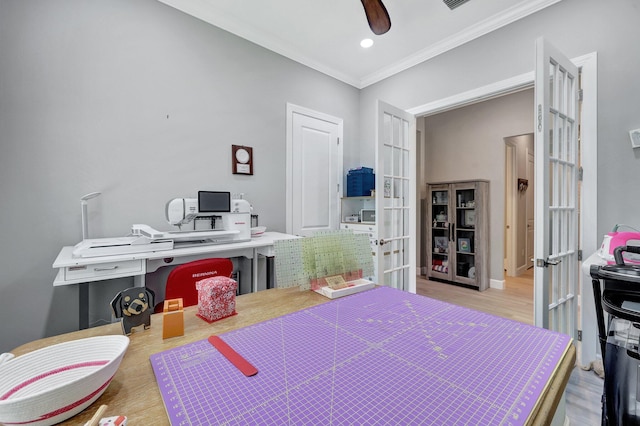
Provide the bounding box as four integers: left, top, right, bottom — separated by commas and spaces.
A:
163, 191, 252, 241
72, 192, 252, 258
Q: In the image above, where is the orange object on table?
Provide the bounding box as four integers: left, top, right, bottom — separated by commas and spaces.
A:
162, 298, 184, 339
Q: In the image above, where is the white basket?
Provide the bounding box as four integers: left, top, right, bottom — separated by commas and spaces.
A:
0, 335, 129, 426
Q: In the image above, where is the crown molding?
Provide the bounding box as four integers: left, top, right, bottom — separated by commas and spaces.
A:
158, 0, 563, 89
359, 0, 562, 88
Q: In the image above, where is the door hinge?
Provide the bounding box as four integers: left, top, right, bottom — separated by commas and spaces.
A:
577, 329, 582, 341
337, 137, 340, 145
578, 89, 583, 102
578, 167, 583, 181
578, 249, 583, 261
337, 183, 340, 193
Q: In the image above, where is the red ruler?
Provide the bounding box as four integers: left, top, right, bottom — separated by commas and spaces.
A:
208, 336, 258, 377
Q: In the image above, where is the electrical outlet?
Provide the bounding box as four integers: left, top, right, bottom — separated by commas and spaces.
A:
629, 129, 640, 148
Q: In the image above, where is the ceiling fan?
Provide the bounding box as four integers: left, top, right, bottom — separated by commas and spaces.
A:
360, 0, 391, 35
360, 0, 472, 36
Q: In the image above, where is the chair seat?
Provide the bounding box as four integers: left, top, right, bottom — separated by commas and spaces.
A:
154, 258, 233, 313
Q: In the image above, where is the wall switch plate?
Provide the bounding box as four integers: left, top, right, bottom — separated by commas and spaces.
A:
629, 129, 640, 148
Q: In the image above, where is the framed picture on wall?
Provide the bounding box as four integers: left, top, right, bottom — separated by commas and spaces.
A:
458, 238, 471, 253
232, 145, 253, 175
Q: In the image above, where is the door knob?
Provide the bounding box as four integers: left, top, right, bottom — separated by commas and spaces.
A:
536, 257, 561, 268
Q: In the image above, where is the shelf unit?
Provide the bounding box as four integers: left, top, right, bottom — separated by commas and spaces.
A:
339, 196, 377, 282
426, 180, 489, 291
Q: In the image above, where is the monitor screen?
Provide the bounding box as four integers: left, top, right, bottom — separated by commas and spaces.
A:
198, 191, 231, 213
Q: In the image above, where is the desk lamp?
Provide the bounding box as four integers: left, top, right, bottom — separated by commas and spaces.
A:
81, 192, 101, 240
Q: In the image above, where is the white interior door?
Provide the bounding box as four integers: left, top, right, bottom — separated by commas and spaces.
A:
533, 38, 579, 336
375, 101, 416, 293
286, 104, 343, 236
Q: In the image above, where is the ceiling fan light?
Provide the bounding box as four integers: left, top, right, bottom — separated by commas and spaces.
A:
360, 38, 374, 48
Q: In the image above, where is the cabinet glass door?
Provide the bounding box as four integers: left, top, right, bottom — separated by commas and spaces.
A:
454, 186, 476, 282
430, 187, 450, 278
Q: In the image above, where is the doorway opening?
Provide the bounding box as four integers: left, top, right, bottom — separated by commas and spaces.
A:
504, 132, 534, 280
417, 87, 534, 293
413, 57, 595, 340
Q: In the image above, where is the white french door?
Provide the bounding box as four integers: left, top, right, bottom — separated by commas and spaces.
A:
533, 38, 579, 336
375, 101, 416, 293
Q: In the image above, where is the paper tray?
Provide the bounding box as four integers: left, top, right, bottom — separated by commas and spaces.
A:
314, 279, 375, 299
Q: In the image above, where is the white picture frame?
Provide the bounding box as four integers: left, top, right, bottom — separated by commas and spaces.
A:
464, 210, 476, 227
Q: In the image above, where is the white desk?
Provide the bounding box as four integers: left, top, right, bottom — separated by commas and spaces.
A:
52, 232, 298, 329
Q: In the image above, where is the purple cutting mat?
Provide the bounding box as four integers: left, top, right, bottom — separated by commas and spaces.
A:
150, 287, 571, 425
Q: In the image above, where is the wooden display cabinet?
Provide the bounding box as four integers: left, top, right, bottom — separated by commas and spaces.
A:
426, 180, 489, 291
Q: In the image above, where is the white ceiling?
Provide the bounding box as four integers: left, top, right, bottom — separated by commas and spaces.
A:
157, 0, 561, 88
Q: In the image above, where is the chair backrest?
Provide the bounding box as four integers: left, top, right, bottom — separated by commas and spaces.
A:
154, 258, 234, 313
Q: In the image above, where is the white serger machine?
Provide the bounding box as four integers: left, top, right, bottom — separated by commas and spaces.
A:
72, 191, 252, 258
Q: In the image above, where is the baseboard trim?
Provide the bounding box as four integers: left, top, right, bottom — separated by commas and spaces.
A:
490, 278, 505, 290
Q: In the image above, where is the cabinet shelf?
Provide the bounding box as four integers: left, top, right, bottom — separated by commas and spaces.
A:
340, 196, 377, 282
341, 196, 374, 199
340, 196, 375, 224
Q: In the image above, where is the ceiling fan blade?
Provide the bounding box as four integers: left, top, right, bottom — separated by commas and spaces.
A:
360, 0, 391, 35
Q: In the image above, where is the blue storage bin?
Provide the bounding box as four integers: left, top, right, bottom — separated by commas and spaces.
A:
348, 166, 374, 175
347, 170, 375, 197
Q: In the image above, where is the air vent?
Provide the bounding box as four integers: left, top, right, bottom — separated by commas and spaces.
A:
443, 0, 471, 10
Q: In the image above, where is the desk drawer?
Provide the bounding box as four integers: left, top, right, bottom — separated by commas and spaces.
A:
64, 259, 144, 281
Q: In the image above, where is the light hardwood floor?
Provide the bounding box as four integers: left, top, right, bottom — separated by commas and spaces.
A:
416, 271, 604, 425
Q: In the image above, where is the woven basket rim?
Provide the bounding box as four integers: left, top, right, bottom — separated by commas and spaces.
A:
0, 335, 129, 405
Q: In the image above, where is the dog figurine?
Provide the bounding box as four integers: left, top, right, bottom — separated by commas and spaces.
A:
111, 287, 155, 335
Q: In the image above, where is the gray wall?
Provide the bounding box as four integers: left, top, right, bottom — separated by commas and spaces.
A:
359, 0, 640, 281
421, 89, 534, 283
0, 0, 360, 353
4, 0, 640, 353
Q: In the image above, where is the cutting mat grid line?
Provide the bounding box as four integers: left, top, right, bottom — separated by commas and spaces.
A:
150, 287, 571, 425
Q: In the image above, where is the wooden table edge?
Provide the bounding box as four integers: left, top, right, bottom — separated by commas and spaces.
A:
527, 341, 577, 425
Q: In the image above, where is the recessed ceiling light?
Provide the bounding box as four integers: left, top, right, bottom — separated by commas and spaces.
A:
360, 38, 374, 48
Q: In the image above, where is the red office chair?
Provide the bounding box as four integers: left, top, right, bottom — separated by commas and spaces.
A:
154, 258, 234, 313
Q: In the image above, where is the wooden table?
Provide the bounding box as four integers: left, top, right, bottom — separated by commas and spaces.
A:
10, 288, 575, 425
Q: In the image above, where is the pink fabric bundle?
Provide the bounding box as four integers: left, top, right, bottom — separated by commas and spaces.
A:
195, 276, 238, 323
